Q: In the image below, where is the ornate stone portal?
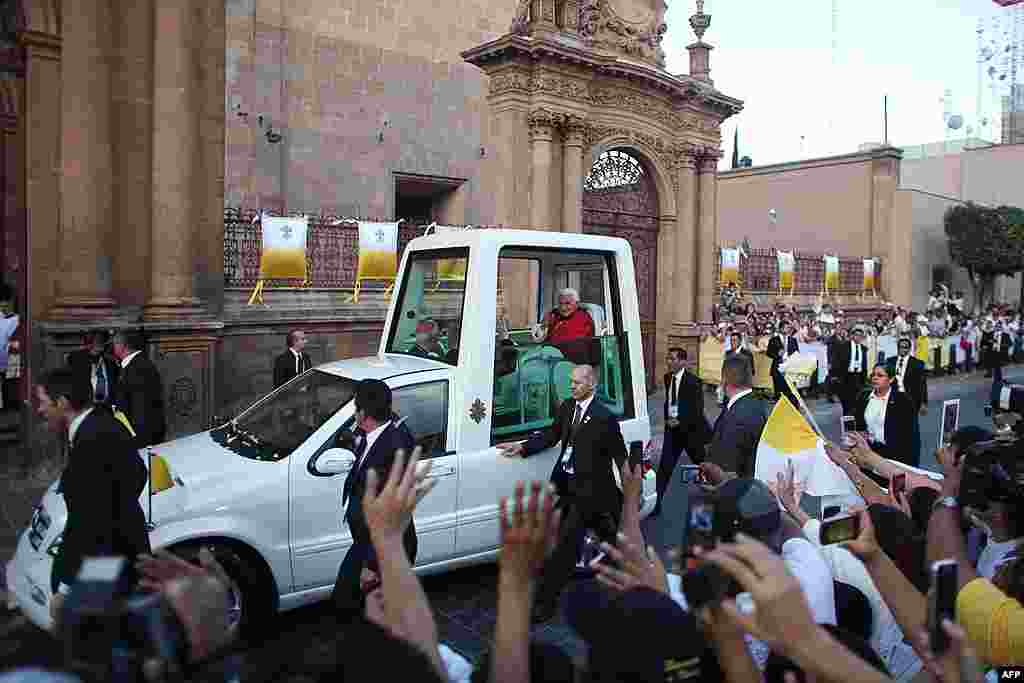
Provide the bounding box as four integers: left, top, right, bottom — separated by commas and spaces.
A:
464, 0, 742, 379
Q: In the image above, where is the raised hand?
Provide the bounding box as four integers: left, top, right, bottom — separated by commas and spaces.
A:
592, 533, 668, 595
621, 461, 644, 508
841, 507, 882, 565
498, 481, 561, 585
364, 446, 435, 544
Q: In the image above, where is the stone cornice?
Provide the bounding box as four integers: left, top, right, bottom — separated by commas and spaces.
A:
463, 33, 742, 122
717, 146, 904, 180
18, 30, 60, 61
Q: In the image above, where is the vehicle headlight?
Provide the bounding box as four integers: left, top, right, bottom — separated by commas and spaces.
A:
46, 534, 63, 558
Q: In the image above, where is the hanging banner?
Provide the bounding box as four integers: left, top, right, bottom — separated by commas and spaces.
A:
823, 255, 840, 293
349, 221, 399, 302
720, 247, 740, 286
433, 224, 468, 281
863, 258, 876, 292
777, 251, 795, 292
260, 216, 308, 279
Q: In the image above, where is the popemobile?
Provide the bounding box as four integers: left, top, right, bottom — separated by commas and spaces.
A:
7, 227, 655, 633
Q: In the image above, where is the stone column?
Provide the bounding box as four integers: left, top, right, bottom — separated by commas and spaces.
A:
675, 154, 700, 323
561, 115, 586, 234
695, 151, 720, 322
528, 109, 557, 230
51, 0, 116, 318
146, 0, 203, 318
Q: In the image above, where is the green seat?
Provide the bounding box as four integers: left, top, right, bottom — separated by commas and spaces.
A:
552, 360, 574, 405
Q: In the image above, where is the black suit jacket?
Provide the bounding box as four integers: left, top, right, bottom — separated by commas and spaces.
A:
831, 341, 869, 382
767, 336, 799, 374
854, 389, 914, 458
273, 349, 312, 388
343, 422, 417, 571
706, 393, 770, 478
886, 355, 928, 410
67, 350, 120, 404
663, 370, 712, 446
523, 398, 627, 522
725, 348, 756, 377
52, 407, 151, 590
113, 354, 166, 448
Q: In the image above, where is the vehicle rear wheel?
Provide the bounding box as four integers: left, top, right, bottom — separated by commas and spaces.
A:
171, 541, 275, 640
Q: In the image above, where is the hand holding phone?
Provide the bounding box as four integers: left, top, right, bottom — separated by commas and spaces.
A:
891, 473, 907, 498
928, 560, 958, 656
841, 416, 857, 447
819, 513, 861, 545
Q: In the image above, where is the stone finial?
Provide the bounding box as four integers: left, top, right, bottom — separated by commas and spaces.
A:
689, 0, 710, 41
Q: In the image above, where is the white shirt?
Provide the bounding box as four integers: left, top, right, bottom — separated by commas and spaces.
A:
864, 390, 890, 444
120, 350, 142, 369
727, 387, 753, 410
290, 348, 302, 374
802, 519, 923, 682
669, 370, 685, 415
977, 537, 1023, 579
68, 407, 95, 446
439, 644, 473, 683
0, 314, 18, 370
894, 354, 910, 392
357, 420, 392, 470
573, 393, 595, 421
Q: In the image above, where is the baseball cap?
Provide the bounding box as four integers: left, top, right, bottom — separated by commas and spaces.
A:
714, 478, 781, 542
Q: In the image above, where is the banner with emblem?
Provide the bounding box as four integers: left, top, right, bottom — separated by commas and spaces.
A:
351, 221, 399, 302
863, 258, 877, 293
823, 255, 840, 293
248, 214, 309, 304
720, 247, 740, 286
777, 250, 795, 293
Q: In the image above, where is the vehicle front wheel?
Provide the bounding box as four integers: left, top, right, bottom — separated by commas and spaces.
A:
171, 541, 275, 640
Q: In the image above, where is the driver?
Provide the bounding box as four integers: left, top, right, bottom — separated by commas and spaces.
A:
538, 288, 594, 345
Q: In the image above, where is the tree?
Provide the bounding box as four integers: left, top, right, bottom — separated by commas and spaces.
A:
944, 202, 1024, 313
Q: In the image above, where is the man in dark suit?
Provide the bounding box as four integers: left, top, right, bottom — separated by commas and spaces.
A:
887, 337, 928, 466
830, 327, 869, 418
111, 330, 166, 447
706, 354, 770, 478
273, 329, 312, 388
767, 322, 800, 404
332, 379, 417, 615
653, 347, 711, 516
497, 364, 627, 623
35, 368, 150, 603
67, 330, 119, 406
726, 332, 755, 376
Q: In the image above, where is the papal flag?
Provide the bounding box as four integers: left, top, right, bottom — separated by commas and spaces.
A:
356, 221, 399, 282
777, 250, 795, 291
863, 258, 876, 291
754, 396, 858, 499
720, 247, 740, 285
260, 216, 308, 279
823, 255, 840, 292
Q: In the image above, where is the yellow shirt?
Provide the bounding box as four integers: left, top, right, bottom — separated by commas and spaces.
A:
956, 577, 1024, 665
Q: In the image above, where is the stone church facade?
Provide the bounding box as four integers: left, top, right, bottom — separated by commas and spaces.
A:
4, 0, 741, 439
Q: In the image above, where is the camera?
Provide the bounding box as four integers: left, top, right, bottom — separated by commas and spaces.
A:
958, 437, 1024, 510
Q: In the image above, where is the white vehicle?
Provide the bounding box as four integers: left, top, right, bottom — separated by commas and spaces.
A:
7, 229, 654, 632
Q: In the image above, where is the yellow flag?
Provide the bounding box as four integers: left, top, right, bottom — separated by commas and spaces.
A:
113, 409, 136, 438
149, 453, 174, 494
759, 396, 819, 454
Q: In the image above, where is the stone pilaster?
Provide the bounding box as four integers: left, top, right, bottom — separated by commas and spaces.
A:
561, 115, 586, 233
528, 108, 558, 230
695, 151, 720, 322
51, 0, 116, 318
675, 154, 700, 323
146, 0, 203, 319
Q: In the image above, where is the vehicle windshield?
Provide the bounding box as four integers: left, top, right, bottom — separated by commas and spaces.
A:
214, 371, 356, 461
385, 248, 469, 365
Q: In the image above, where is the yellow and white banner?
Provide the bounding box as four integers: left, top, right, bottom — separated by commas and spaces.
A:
356, 221, 399, 282
823, 255, 840, 293
432, 224, 468, 281
777, 250, 795, 292
863, 258, 876, 292
720, 247, 740, 286
260, 216, 308, 279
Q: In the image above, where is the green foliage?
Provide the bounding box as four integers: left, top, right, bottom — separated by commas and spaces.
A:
944, 203, 1024, 277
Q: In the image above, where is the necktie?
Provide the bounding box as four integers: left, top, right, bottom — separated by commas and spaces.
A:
565, 404, 583, 474
94, 361, 107, 403
670, 375, 678, 405
342, 436, 367, 508
295, 352, 300, 376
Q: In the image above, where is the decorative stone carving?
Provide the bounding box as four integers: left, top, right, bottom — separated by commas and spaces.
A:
585, 124, 685, 190
528, 107, 560, 139
590, 86, 697, 131
533, 72, 590, 100
561, 0, 580, 30
579, 0, 667, 67
561, 114, 588, 145
488, 71, 532, 97
511, 0, 531, 34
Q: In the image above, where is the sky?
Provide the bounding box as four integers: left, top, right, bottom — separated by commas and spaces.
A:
659, 0, 1017, 169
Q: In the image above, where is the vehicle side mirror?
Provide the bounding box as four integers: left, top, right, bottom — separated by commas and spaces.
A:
312, 448, 356, 476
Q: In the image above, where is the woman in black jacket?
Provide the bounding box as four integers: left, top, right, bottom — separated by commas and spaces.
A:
854, 364, 917, 466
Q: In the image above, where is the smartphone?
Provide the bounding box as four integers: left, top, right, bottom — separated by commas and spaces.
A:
891, 473, 907, 498
819, 513, 861, 545
629, 441, 644, 469
823, 505, 842, 519
682, 563, 732, 612
928, 560, 958, 656
685, 495, 716, 555
841, 416, 857, 446
679, 465, 702, 484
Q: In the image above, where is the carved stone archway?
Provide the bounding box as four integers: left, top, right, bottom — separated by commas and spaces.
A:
464, 0, 742, 380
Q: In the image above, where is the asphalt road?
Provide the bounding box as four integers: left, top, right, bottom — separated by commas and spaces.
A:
0, 367, 1016, 679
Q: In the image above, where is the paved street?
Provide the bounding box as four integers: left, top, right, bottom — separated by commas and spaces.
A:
0, 367, 1015, 678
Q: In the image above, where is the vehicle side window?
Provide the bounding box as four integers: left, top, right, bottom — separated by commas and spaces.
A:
491, 249, 634, 445
392, 381, 449, 457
